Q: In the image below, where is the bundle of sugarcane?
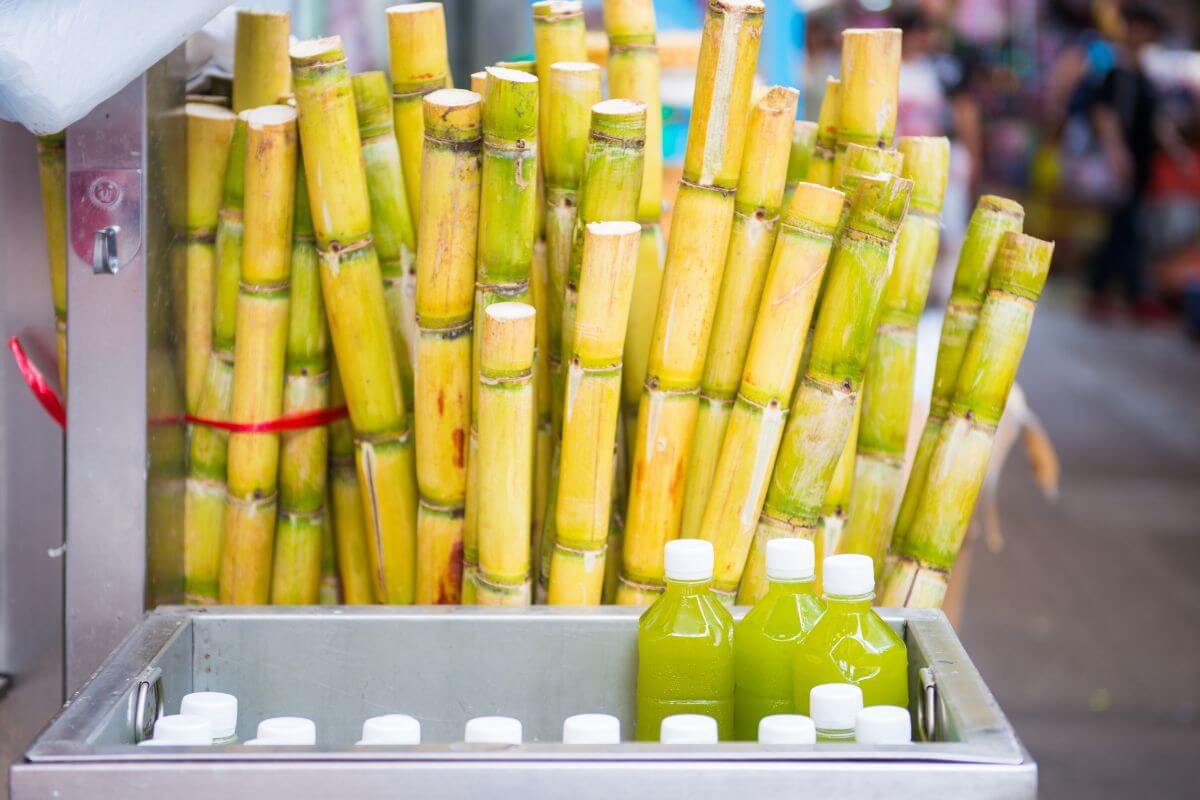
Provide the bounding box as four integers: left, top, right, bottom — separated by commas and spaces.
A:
413, 88, 482, 604
546, 221, 641, 604
218, 104, 298, 604
680, 86, 799, 543
878, 233, 1054, 607
463, 67, 540, 602
270, 158, 329, 605
698, 182, 845, 603
35, 133, 67, 393
292, 35, 419, 604
618, 0, 764, 606
837, 136, 950, 566
881, 195, 1025, 574
738, 173, 912, 604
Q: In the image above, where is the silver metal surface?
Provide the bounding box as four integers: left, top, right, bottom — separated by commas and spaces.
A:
64, 50, 187, 696
0, 120, 66, 800
15, 607, 1036, 799
919, 665, 939, 742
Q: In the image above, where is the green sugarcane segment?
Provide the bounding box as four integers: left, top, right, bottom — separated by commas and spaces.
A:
748, 174, 911, 598
783, 120, 817, 209
889, 195, 1024, 556
464, 67, 540, 601
807, 76, 840, 188
353, 70, 418, 416
880, 233, 1053, 608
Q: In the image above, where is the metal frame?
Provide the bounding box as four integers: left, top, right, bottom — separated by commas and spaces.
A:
14, 607, 1036, 799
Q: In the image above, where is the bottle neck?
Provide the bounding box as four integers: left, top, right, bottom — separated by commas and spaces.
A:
767, 576, 816, 595
821, 591, 873, 611
664, 577, 712, 596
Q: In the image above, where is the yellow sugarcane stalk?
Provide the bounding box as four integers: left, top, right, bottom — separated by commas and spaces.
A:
476, 302, 538, 605
680, 85, 799, 541
329, 362, 378, 604
618, 0, 764, 605
386, 1, 450, 230
547, 221, 641, 604
218, 105, 298, 605
232, 10, 292, 112
292, 36, 420, 604
35, 132, 67, 392
783, 120, 818, 208
413, 88, 482, 604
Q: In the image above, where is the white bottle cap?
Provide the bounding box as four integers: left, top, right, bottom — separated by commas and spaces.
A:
255, 716, 316, 745
180, 692, 238, 740
464, 716, 522, 745
855, 706, 912, 744
809, 683, 864, 731
757, 714, 816, 744
358, 714, 421, 745
822, 554, 875, 596
138, 714, 213, 745
659, 714, 718, 744
663, 539, 714, 581
765, 538, 815, 580
562, 713, 621, 744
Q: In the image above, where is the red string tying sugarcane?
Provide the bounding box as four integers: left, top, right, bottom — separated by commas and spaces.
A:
7, 336, 346, 432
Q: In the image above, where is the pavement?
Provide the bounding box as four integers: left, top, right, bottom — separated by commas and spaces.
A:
955, 283, 1200, 798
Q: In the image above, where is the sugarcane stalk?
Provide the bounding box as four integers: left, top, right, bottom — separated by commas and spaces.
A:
816, 143, 905, 558
319, 508, 341, 603
463, 67, 540, 602
413, 88, 482, 604
530, 240, 554, 573
476, 302, 538, 604
353, 70, 419, 422
807, 77, 840, 188
542, 62, 601, 440
270, 159, 330, 605
35, 133, 67, 393
834, 28, 901, 175
218, 105, 298, 605
183, 114, 250, 604
738, 174, 911, 604
292, 36, 420, 604
533, 1, 587, 170
690, 183, 844, 602
783, 120, 817, 209
838, 136, 950, 566
604, 0, 666, 446
680, 86, 799, 541
178, 106, 237, 416
617, 0, 764, 605
386, 1, 449, 230
546, 221, 641, 604
885, 195, 1025, 573
879, 233, 1053, 608
329, 362, 377, 604
232, 10, 292, 112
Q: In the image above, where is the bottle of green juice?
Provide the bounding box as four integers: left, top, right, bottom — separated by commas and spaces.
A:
636, 539, 735, 741
733, 538, 825, 740
793, 555, 908, 713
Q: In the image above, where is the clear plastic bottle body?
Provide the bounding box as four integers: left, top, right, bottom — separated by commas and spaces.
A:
793, 593, 908, 714
636, 578, 735, 741
733, 577, 826, 740
815, 726, 855, 743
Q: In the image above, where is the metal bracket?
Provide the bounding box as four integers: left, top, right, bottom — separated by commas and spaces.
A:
69, 169, 142, 275
92, 226, 121, 274
129, 669, 164, 743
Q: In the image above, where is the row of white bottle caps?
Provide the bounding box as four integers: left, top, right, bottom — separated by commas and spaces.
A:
140, 686, 910, 746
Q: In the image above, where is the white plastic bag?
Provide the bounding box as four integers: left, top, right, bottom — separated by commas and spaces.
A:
0, 0, 231, 134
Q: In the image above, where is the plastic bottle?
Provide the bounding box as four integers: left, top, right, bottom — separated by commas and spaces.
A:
464, 716, 522, 745
809, 683, 863, 742
358, 714, 421, 745
793, 555, 908, 714
855, 705, 912, 745
659, 714, 718, 744
757, 714, 816, 744
562, 713, 621, 744
137, 714, 213, 746
180, 692, 238, 744
243, 716, 317, 745
733, 538, 825, 739
635, 539, 735, 741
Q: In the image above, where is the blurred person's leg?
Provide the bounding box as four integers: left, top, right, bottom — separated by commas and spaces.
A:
1085, 203, 1126, 320
1123, 198, 1172, 322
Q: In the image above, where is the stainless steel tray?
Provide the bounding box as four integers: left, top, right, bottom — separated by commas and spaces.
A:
13, 606, 1035, 799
